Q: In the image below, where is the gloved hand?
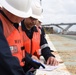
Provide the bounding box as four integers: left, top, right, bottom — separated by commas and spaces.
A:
30, 59, 45, 69
25, 71, 34, 75
24, 52, 45, 69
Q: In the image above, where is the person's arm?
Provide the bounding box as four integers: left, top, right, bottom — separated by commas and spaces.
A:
40, 30, 59, 66
40, 30, 54, 61
0, 20, 25, 75
41, 27, 45, 36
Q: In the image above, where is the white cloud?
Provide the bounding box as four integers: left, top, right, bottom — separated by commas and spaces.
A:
42, 0, 76, 23
41, 0, 76, 31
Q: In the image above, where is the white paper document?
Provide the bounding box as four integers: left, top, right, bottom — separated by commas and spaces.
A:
39, 64, 58, 71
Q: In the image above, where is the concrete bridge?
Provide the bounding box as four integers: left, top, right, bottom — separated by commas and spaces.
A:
42, 23, 76, 34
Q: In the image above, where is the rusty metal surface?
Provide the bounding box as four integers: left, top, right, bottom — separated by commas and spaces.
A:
36, 34, 76, 75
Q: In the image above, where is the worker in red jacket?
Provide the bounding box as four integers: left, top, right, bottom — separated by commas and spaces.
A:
0, 0, 33, 75
21, 1, 59, 72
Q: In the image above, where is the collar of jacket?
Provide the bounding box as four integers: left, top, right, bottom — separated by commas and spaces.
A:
0, 10, 19, 29
0, 10, 14, 24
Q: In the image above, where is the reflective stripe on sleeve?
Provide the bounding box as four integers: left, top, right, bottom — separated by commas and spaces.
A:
41, 44, 49, 50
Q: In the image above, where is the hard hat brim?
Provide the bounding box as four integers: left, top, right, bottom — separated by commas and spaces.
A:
31, 14, 43, 20
38, 18, 43, 22
0, 0, 32, 18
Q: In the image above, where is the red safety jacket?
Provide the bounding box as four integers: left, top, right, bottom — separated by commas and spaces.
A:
0, 13, 25, 66
23, 26, 41, 58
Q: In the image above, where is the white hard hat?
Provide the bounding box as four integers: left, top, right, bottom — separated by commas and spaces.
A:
38, 18, 43, 23
0, 0, 32, 18
31, 1, 43, 19
0, 4, 2, 7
